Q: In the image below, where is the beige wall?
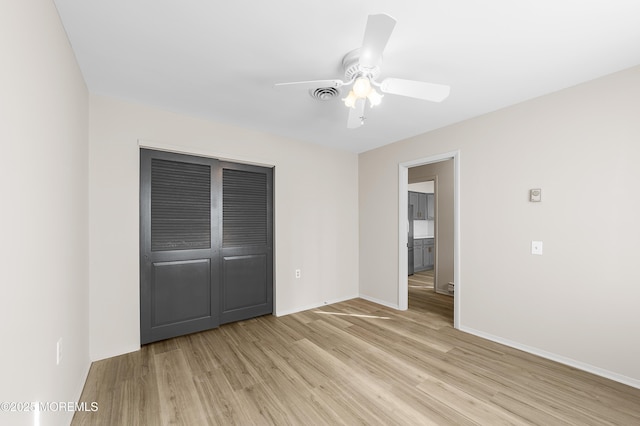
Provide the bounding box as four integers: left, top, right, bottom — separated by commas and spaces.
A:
359, 65, 640, 386
0, 1, 90, 425
89, 95, 359, 361
410, 160, 454, 294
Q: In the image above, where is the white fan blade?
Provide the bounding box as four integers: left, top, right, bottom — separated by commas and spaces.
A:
347, 99, 366, 129
274, 79, 344, 90
360, 14, 396, 69
380, 78, 450, 102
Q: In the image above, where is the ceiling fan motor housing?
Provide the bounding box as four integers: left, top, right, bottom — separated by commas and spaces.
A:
343, 48, 381, 81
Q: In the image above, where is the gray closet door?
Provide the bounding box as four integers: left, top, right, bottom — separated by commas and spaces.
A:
140, 149, 273, 344
140, 149, 221, 344
219, 162, 273, 324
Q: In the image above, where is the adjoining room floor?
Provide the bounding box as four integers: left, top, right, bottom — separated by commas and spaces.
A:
409, 269, 453, 328
409, 268, 435, 289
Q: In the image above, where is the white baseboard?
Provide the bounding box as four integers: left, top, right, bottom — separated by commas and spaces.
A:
66, 360, 92, 424
276, 293, 404, 317
460, 325, 640, 390
91, 344, 140, 362
275, 294, 359, 317
358, 294, 402, 310
77, 361, 92, 398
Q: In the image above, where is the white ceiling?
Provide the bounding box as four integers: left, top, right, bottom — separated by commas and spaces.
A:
53, 0, 640, 153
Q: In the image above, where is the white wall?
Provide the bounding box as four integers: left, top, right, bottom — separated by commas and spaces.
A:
408, 182, 434, 193
413, 221, 431, 239
0, 1, 90, 425
359, 65, 640, 387
89, 95, 359, 361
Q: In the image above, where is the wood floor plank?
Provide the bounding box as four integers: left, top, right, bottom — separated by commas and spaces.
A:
489, 391, 575, 426
155, 349, 209, 425
192, 368, 254, 426
416, 375, 532, 425
72, 279, 640, 425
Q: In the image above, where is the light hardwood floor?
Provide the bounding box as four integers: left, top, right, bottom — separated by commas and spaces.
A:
409, 268, 435, 288
73, 280, 640, 425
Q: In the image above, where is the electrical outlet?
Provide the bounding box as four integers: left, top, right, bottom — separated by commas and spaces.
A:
56, 338, 62, 365
531, 241, 543, 255
295, 269, 301, 279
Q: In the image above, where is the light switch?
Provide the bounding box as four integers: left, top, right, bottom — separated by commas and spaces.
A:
531, 241, 543, 255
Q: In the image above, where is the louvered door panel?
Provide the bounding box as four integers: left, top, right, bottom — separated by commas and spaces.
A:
140, 150, 219, 344
220, 163, 273, 324
151, 159, 211, 251
223, 169, 267, 247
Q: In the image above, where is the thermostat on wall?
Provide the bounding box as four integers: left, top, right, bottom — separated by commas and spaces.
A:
530, 188, 542, 202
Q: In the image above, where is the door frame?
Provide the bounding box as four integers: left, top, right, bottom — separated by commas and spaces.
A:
398, 150, 460, 329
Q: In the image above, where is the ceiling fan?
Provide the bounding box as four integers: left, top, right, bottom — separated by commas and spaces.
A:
274, 13, 450, 129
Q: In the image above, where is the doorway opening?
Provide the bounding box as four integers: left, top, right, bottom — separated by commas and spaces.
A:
398, 151, 460, 329
408, 178, 436, 296
408, 178, 435, 282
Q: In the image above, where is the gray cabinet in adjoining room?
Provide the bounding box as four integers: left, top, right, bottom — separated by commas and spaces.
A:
413, 238, 434, 271
426, 193, 434, 220
409, 191, 419, 219
424, 238, 434, 269
414, 239, 424, 270
418, 193, 427, 219
413, 238, 435, 272
409, 191, 433, 220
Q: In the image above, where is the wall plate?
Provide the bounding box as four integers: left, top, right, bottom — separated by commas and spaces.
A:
531, 241, 543, 255
530, 188, 542, 202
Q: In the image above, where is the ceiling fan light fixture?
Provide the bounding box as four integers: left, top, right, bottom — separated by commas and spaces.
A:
352, 76, 372, 98
342, 90, 357, 108
345, 76, 381, 108
367, 89, 383, 107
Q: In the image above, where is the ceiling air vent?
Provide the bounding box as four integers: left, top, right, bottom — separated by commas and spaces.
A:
309, 87, 340, 101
